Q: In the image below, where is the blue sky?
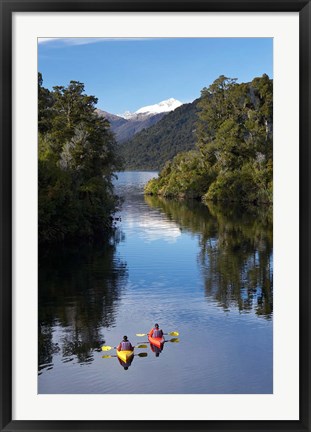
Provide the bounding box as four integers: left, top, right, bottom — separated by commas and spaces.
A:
38, 38, 273, 115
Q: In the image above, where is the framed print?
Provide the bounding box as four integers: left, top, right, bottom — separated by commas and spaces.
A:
1, 0, 310, 431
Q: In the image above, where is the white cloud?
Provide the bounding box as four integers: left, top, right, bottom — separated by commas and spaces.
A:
38, 37, 154, 46
38, 38, 58, 43
38, 37, 105, 45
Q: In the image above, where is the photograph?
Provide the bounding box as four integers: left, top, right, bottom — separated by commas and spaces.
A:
38, 37, 273, 395
1, 1, 310, 429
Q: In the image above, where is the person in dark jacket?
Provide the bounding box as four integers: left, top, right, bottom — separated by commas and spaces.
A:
117, 335, 134, 351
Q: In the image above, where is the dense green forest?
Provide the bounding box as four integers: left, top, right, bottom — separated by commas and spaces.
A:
38, 74, 121, 243
118, 100, 199, 170
145, 75, 273, 205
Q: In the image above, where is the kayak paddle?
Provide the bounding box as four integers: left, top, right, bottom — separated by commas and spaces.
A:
166, 338, 179, 343
101, 344, 147, 351
140, 338, 180, 344
102, 352, 148, 359
136, 331, 179, 337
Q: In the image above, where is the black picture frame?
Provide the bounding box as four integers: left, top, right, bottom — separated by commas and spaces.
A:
1, 1, 310, 431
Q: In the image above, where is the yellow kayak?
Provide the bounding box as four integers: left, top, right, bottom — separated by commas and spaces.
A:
116, 349, 134, 363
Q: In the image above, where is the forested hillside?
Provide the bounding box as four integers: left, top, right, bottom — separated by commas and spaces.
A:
118, 100, 199, 170
96, 109, 166, 143
38, 74, 121, 243
145, 75, 273, 205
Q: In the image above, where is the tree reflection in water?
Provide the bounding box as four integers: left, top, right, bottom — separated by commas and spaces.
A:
144, 195, 273, 319
38, 231, 128, 370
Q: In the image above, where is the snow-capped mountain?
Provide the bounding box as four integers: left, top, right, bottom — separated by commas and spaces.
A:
120, 111, 135, 120
135, 98, 182, 115
96, 98, 183, 143
118, 98, 182, 120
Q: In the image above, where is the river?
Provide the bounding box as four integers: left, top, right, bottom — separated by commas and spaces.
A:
38, 171, 273, 394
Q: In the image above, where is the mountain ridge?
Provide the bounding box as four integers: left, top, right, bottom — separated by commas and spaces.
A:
96, 108, 167, 143
96, 98, 183, 143
118, 97, 183, 119
117, 99, 199, 170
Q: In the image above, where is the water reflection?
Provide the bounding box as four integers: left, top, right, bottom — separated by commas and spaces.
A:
38, 172, 272, 394
102, 351, 149, 371
114, 172, 182, 243
38, 235, 128, 370
117, 355, 134, 370
149, 342, 164, 357
144, 195, 273, 319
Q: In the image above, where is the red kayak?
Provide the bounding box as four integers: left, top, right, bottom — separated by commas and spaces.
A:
148, 334, 165, 348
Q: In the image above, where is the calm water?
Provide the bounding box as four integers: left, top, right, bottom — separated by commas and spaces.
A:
38, 171, 273, 394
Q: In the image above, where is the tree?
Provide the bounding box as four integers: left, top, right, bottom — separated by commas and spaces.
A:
38, 75, 121, 243
196, 75, 237, 147
38, 72, 54, 133
145, 74, 273, 205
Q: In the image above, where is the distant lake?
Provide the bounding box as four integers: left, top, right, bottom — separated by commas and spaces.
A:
38, 171, 273, 394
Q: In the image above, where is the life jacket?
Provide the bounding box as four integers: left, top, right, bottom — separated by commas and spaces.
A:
121, 341, 132, 350
152, 328, 163, 338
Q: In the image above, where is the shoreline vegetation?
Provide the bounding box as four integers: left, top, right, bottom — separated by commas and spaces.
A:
144, 75, 273, 206
38, 74, 122, 244
38, 73, 272, 244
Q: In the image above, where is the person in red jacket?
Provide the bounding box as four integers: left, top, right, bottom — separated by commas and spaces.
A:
117, 335, 134, 351
149, 323, 164, 338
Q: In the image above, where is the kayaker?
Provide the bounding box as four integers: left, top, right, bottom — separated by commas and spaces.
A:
149, 323, 164, 338
117, 335, 134, 351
